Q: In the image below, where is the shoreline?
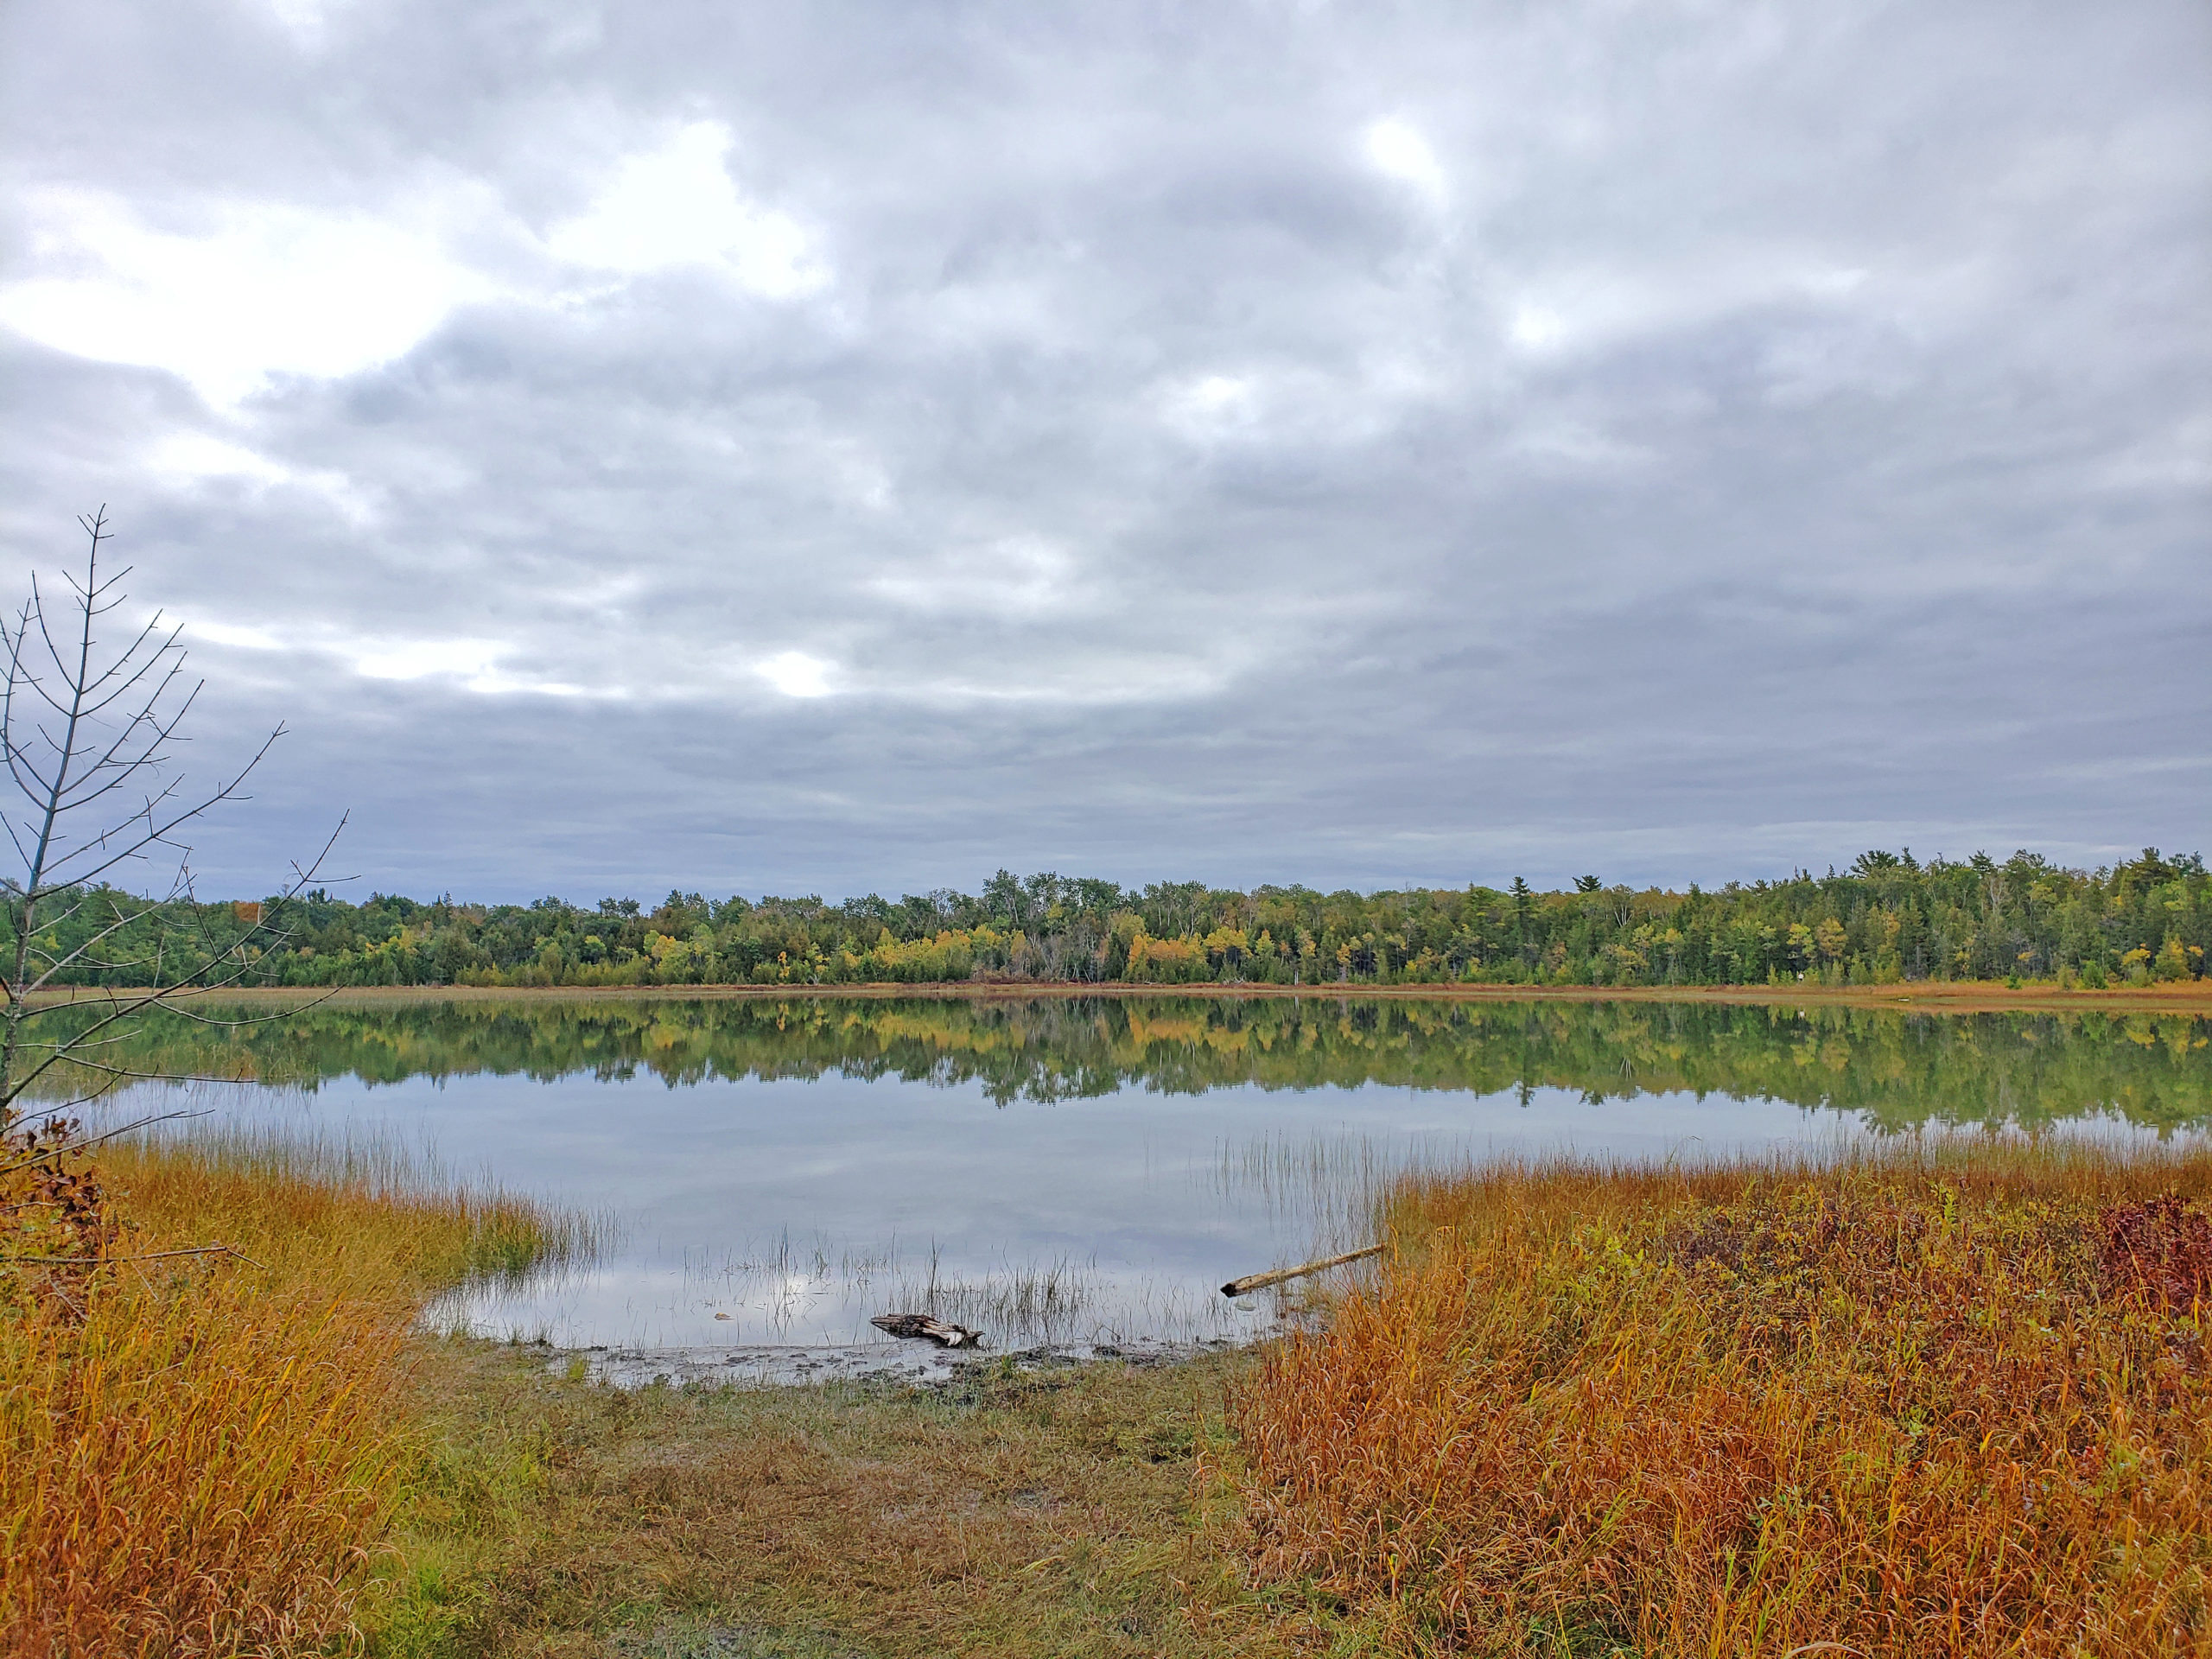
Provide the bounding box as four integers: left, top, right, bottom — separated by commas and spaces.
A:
552, 1334, 1248, 1391
41, 979, 2212, 1015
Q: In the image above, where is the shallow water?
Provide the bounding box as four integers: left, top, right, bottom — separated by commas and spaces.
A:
84, 995, 2212, 1352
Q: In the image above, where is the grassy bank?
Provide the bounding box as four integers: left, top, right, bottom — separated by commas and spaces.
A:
0, 1126, 582, 1656
365, 1344, 1317, 1658
1232, 1143, 2212, 1656
10, 1125, 2212, 1656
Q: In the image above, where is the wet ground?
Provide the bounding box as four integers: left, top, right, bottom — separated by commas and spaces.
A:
561, 1333, 1248, 1389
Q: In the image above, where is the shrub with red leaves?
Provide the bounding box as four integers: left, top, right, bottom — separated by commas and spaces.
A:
2098, 1192, 2212, 1310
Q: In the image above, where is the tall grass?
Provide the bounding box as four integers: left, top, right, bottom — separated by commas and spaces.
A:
1229, 1141, 2212, 1656
0, 1122, 585, 1656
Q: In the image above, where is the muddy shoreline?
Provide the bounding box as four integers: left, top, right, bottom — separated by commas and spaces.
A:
551, 1335, 1249, 1390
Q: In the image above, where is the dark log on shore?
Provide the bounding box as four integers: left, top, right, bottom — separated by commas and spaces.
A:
1220, 1243, 1386, 1298
870, 1313, 985, 1348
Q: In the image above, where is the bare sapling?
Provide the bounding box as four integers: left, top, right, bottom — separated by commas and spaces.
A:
0, 508, 338, 1296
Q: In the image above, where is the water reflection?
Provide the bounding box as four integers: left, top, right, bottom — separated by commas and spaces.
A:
52, 994, 2212, 1128
89, 995, 2212, 1352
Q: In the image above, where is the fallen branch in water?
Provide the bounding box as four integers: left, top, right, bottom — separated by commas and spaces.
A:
871, 1313, 985, 1348
1221, 1244, 1385, 1298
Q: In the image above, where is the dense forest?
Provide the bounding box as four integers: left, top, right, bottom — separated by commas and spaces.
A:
8, 848, 2207, 992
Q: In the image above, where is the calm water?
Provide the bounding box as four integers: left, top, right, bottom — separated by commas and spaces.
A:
88, 995, 2212, 1352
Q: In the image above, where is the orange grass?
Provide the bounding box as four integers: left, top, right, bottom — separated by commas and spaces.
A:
0, 1127, 577, 1657
1230, 1141, 2212, 1656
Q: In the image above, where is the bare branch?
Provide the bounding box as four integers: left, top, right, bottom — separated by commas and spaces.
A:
2, 1244, 268, 1270
0, 1106, 214, 1176
34, 724, 283, 899
0, 512, 340, 1137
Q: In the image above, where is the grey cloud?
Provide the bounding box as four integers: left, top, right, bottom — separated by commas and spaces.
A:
1, 0, 2205, 904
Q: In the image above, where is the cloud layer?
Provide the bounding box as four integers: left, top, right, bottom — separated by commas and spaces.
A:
2, 0, 2206, 901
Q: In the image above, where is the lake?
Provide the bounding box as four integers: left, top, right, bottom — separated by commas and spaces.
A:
85, 994, 2212, 1357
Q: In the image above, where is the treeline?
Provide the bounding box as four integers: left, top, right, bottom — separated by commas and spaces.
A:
10, 848, 2209, 993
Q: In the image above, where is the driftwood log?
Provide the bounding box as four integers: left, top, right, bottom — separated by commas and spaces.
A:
1220, 1243, 1386, 1298
871, 1313, 985, 1348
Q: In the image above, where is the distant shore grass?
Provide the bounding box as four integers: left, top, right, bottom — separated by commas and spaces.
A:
0, 1125, 585, 1656
29, 977, 2212, 1014
1230, 1141, 2212, 1656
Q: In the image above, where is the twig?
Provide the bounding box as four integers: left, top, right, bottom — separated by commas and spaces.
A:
3, 1243, 268, 1270
0, 1107, 213, 1176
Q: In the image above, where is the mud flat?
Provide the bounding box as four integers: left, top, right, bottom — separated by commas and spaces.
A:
556, 1334, 1248, 1389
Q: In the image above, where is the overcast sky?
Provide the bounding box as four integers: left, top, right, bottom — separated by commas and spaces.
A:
2, 0, 2206, 905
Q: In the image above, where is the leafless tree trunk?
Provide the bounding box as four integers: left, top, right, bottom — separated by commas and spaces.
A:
0, 508, 340, 1142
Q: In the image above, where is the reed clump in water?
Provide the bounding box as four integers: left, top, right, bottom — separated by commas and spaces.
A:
1229, 1141, 2212, 1656
0, 1122, 582, 1657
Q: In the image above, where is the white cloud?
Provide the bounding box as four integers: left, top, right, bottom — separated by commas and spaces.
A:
1507, 303, 1567, 352
352, 638, 509, 682
545, 122, 828, 298
2091, 411, 2212, 492
1503, 418, 1653, 473
258, 0, 357, 50
185, 619, 289, 652
0, 126, 830, 407
893, 651, 1238, 707
1163, 372, 1262, 440
868, 537, 1088, 619
757, 650, 836, 698
0, 187, 497, 404
149, 433, 296, 488
1160, 362, 1429, 449
146, 431, 372, 520
168, 617, 598, 695
347, 637, 588, 696
1363, 118, 1449, 205
1800, 267, 1871, 301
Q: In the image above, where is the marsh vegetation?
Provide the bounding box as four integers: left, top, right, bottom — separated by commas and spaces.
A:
0, 1126, 582, 1652
1236, 1141, 2212, 1654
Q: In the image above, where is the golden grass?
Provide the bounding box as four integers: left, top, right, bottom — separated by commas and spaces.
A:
1229, 1141, 2212, 1656
0, 1124, 580, 1657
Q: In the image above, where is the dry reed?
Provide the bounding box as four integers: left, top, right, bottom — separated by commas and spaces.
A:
1229, 1141, 2212, 1656
0, 1124, 578, 1657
